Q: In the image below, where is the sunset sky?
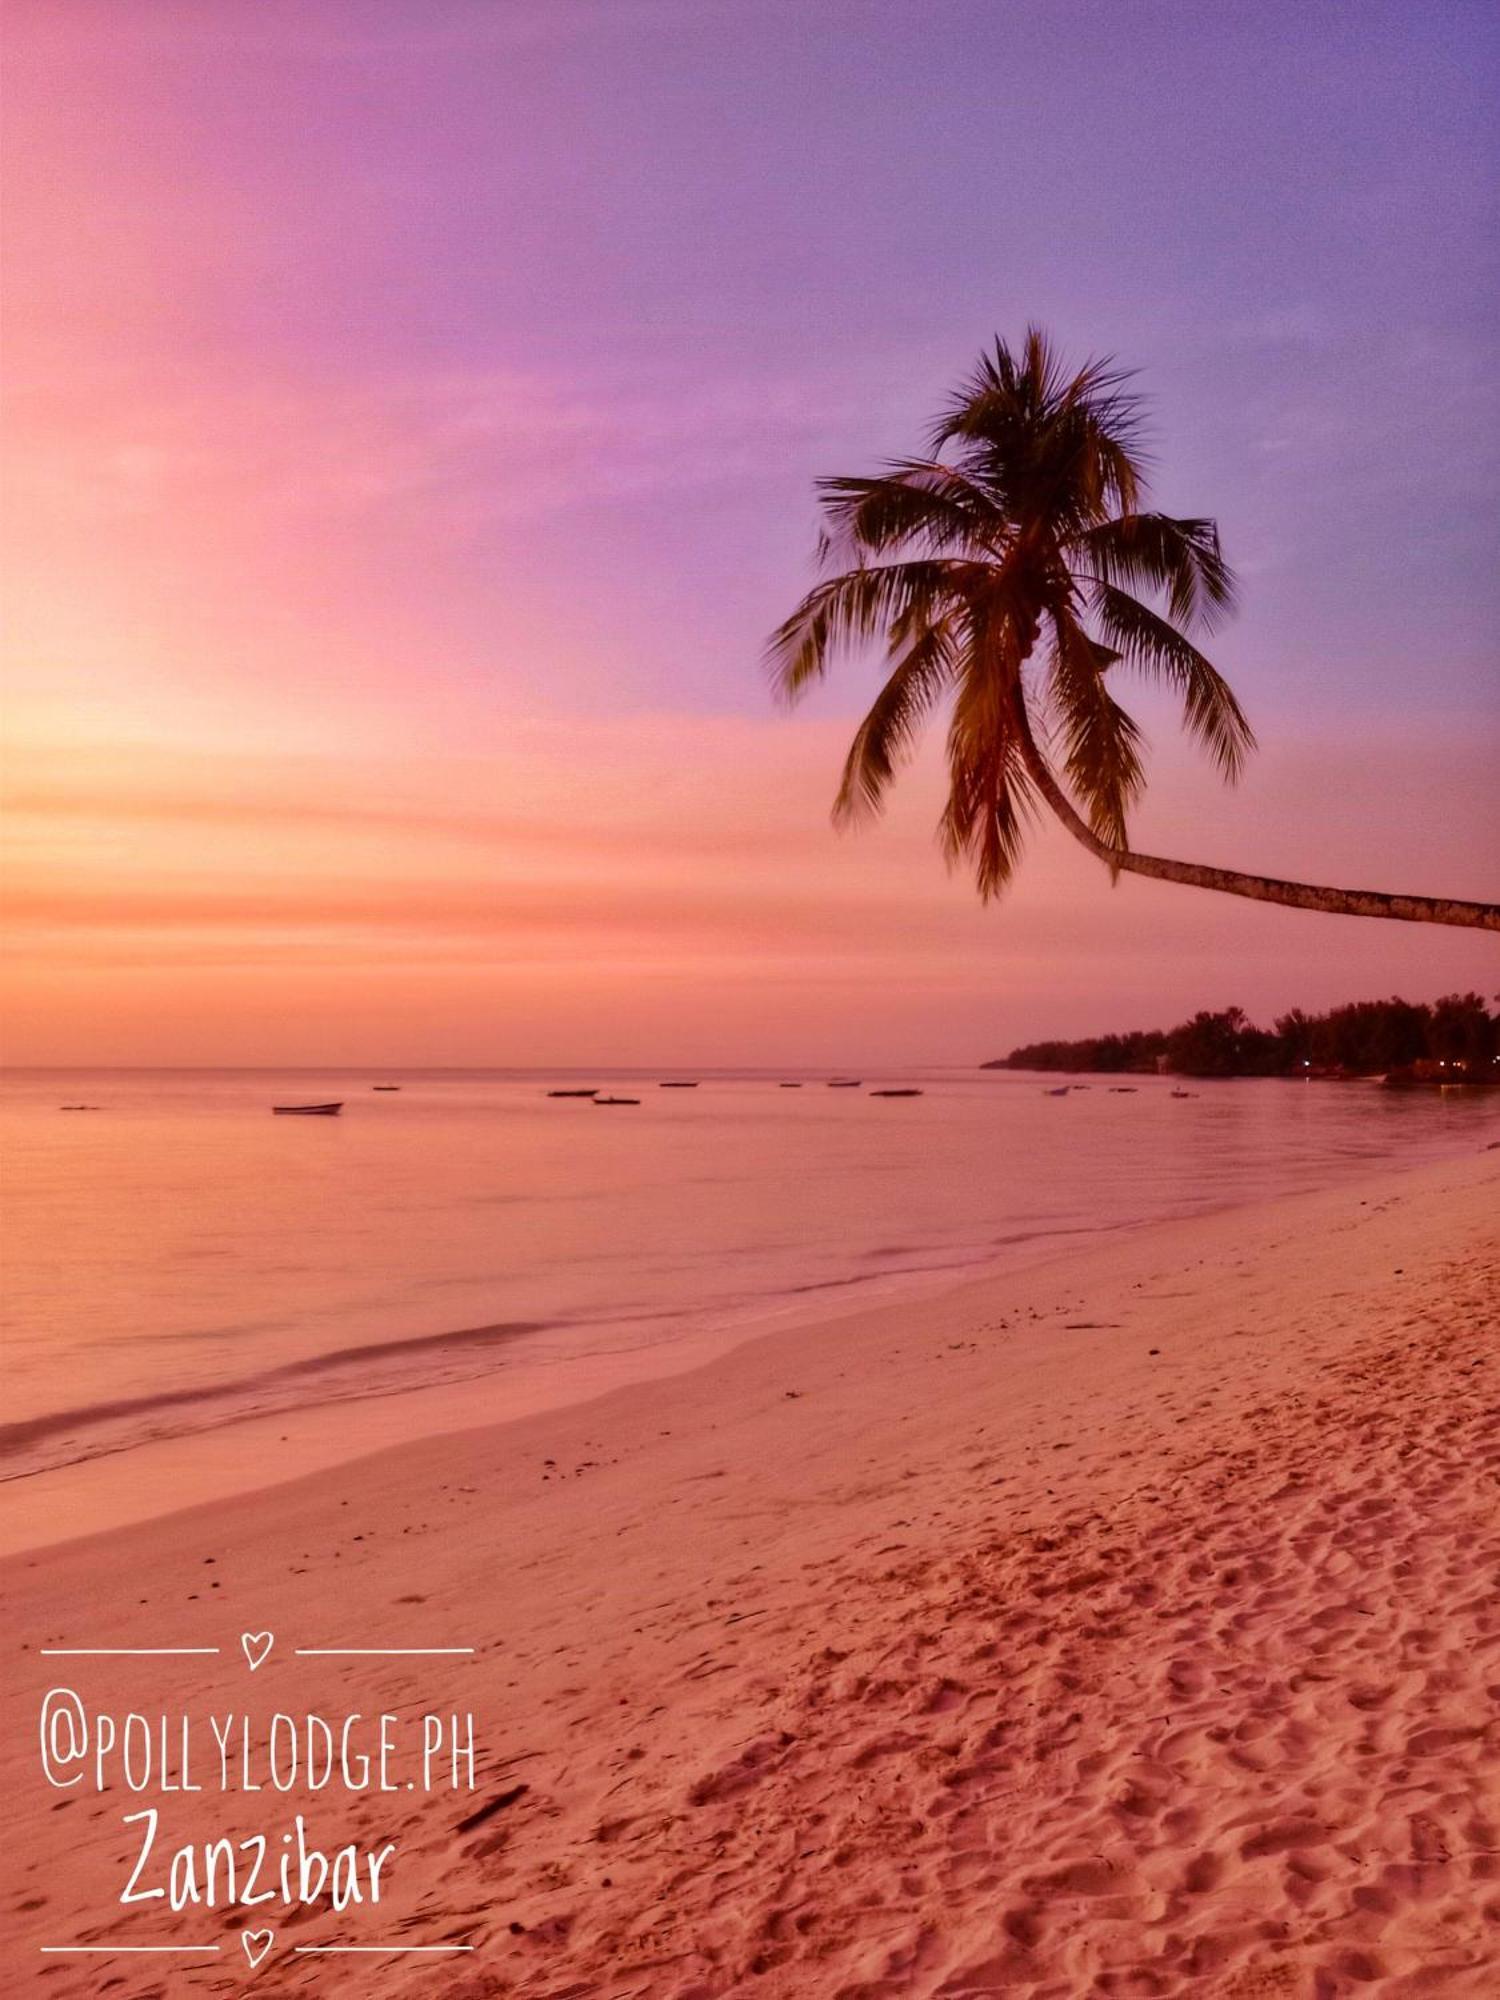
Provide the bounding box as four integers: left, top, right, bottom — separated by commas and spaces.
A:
3, 0, 1496, 1066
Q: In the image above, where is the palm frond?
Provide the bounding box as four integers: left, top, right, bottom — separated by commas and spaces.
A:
1076, 514, 1237, 630
1048, 351, 1149, 520
938, 644, 1038, 900
1045, 613, 1144, 850
815, 461, 1003, 564
1089, 584, 1255, 779
933, 328, 1150, 525
833, 619, 958, 823
765, 560, 966, 703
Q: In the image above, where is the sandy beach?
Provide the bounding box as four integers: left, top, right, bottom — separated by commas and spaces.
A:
3, 1151, 1495, 1997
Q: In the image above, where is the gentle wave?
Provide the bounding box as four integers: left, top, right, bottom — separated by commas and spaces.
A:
0, 1319, 550, 1471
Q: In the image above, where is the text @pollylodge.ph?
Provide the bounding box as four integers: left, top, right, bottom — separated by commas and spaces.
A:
37, 1689, 477, 1911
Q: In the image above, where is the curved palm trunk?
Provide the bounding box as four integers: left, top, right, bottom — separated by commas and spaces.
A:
1018, 737, 1500, 932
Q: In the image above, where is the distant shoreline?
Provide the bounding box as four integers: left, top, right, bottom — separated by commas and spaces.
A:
989, 991, 1498, 1081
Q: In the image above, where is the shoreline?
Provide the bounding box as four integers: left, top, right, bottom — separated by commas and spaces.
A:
0, 1211, 1142, 1559
4, 1130, 1492, 1558
10, 1148, 1489, 1564
3, 1152, 1495, 1995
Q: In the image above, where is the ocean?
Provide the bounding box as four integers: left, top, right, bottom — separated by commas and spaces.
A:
2, 1065, 1493, 1538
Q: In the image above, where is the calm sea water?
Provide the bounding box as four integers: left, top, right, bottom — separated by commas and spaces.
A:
2, 1066, 1495, 1489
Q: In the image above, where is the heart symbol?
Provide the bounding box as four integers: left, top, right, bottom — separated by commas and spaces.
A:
241, 1631, 274, 1672
242, 1929, 274, 1969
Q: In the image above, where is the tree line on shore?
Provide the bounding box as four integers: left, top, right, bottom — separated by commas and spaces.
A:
991, 993, 1499, 1079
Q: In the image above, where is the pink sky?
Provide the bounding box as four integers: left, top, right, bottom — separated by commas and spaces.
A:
2, 1, 1496, 1065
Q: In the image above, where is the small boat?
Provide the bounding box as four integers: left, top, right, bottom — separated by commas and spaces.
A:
779, 1082, 803, 1089
827, 1079, 862, 1089
1170, 1088, 1197, 1099
547, 1088, 599, 1098
272, 1102, 343, 1116
659, 1081, 700, 1089
870, 1088, 923, 1098
372, 1084, 401, 1092
59, 1104, 101, 1111
1043, 1085, 1070, 1097
1109, 1086, 1138, 1094
592, 1095, 640, 1106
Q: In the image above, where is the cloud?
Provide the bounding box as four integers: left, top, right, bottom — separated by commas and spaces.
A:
4, 353, 919, 537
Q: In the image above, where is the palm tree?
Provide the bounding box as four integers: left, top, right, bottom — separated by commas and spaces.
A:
768, 330, 1498, 931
